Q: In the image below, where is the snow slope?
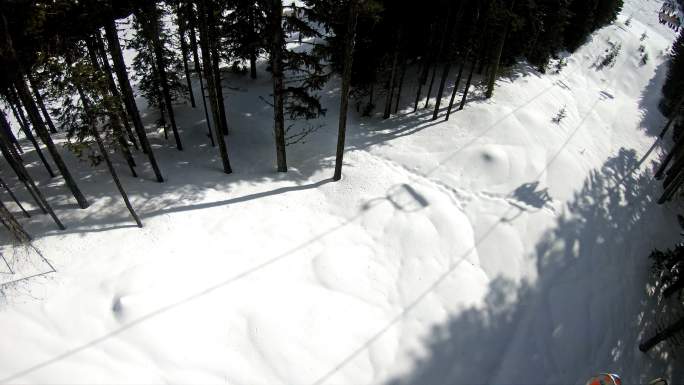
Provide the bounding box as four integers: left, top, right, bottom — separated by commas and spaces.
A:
1, 0, 683, 383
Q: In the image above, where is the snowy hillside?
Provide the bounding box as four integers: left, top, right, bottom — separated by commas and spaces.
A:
1, 0, 684, 384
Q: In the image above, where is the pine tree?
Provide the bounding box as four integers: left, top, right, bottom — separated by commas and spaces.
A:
225, 0, 266, 79
173, 2, 197, 108
132, 3, 184, 150
197, 0, 233, 174
14, 74, 90, 209
104, 15, 164, 182
334, 0, 360, 181
69, 48, 143, 228
7, 86, 55, 177
0, 111, 64, 230
185, 1, 215, 146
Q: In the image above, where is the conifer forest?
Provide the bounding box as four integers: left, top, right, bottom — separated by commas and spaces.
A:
2, 0, 684, 383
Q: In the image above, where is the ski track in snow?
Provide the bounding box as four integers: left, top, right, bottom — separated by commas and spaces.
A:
1, 0, 684, 384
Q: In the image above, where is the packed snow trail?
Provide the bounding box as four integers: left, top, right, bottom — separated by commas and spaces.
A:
1, 0, 684, 384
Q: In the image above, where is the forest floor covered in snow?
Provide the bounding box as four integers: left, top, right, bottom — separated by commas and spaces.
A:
2, 0, 684, 383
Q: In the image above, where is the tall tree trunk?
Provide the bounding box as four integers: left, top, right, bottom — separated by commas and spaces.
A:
0, 199, 31, 243
414, 60, 431, 112
75, 83, 143, 228
333, 0, 359, 182
85, 38, 138, 177
250, 49, 258, 79
0, 175, 30, 218
0, 137, 45, 215
459, 58, 477, 111
186, 2, 215, 146
659, 169, 684, 203
104, 16, 164, 182
424, 63, 438, 109
212, 43, 229, 136
430, 0, 464, 120
249, 6, 258, 79
0, 113, 64, 229
27, 75, 58, 134
270, 0, 287, 172
95, 34, 140, 151
639, 317, 684, 352
383, 35, 402, 119
393, 58, 407, 114
14, 77, 89, 209
1, 114, 23, 154
445, 55, 468, 121
8, 88, 54, 177
431, 61, 452, 120
138, 5, 183, 151
383, 32, 401, 120
197, 0, 232, 174
423, 6, 454, 110
176, 6, 197, 108
485, 0, 516, 99
414, 22, 437, 113
8, 97, 29, 149
656, 141, 684, 180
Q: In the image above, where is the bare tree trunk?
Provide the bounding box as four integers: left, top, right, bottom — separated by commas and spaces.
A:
459, 59, 477, 111
8, 88, 54, 176
105, 16, 164, 182
270, 0, 287, 172
249, 6, 258, 80
95, 33, 140, 151
138, 5, 183, 151
445, 55, 467, 121
0, 113, 64, 229
250, 49, 258, 79
424, 64, 438, 109
75, 81, 143, 228
0, 118, 45, 213
27, 75, 58, 134
383, 33, 401, 119
85, 38, 138, 178
0, 175, 29, 218
431, 61, 452, 120
485, 0, 516, 99
197, 0, 232, 174
414, 22, 437, 113
393, 58, 407, 114
15, 76, 89, 209
639, 317, 684, 352
333, 0, 359, 182
176, 6, 197, 108
212, 44, 229, 136
424, 7, 454, 110
186, 2, 215, 146
1, 115, 23, 154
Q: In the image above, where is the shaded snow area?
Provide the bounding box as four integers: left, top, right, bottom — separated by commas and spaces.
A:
2, 0, 684, 383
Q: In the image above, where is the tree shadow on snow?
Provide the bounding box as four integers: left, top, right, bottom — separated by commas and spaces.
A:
382, 149, 684, 385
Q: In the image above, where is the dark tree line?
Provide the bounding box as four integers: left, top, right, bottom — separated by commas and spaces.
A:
656, 30, 684, 204
0, 0, 622, 243
641, 21, 684, 354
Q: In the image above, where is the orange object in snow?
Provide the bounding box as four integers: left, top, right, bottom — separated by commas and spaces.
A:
585, 373, 622, 385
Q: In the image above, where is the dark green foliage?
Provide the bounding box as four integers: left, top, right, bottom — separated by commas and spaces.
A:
662, 31, 684, 116
222, 0, 267, 75
650, 243, 684, 297
313, 0, 622, 105
129, 5, 187, 129
564, 0, 623, 51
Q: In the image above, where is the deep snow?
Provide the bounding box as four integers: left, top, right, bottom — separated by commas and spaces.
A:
1, 0, 684, 383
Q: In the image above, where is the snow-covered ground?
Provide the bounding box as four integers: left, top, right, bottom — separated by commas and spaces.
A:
2, 0, 684, 383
